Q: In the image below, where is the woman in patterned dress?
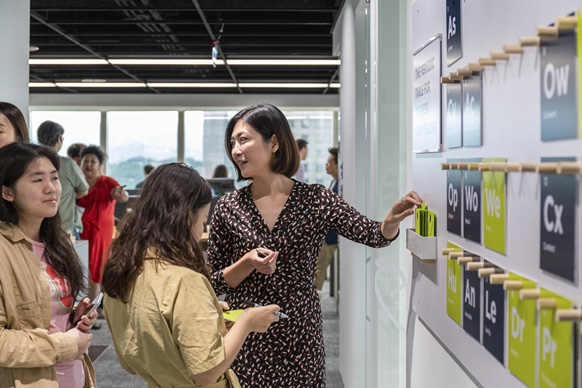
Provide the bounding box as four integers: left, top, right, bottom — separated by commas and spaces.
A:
207, 104, 421, 388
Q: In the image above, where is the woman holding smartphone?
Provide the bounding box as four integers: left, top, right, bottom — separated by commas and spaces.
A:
102, 163, 280, 388
207, 104, 421, 387
0, 142, 96, 388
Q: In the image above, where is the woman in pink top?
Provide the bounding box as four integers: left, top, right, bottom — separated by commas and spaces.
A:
0, 143, 97, 388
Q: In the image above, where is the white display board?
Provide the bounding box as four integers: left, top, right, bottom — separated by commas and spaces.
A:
407, 1, 582, 387
412, 35, 442, 153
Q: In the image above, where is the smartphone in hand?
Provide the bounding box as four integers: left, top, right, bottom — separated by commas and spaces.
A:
69, 292, 103, 328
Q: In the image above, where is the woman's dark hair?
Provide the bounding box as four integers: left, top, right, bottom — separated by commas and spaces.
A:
67, 143, 86, 159
37, 120, 64, 147
212, 164, 228, 178
225, 104, 300, 181
80, 145, 105, 164
328, 147, 338, 164
0, 143, 84, 297
102, 163, 212, 302
0, 102, 29, 143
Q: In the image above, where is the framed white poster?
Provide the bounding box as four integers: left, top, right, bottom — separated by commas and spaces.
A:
412, 34, 442, 153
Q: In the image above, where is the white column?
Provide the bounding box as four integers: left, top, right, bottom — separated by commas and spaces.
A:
0, 0, 30, 122
338, 3, 368, 388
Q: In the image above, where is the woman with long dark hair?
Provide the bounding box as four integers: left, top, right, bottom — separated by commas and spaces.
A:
0, 142, 96, 388
102, 163, 280, 388
207, 104, 421, 387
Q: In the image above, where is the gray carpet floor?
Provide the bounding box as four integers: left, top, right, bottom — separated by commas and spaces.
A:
90, 281, 344, 388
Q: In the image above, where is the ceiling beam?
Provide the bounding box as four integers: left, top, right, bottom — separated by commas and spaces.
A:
30, 11, 161, 94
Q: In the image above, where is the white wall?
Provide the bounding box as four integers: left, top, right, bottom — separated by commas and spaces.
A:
0, 0, 30, 119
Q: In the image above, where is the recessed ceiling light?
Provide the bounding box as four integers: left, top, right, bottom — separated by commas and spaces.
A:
29, 59, 109, 65
54, 82, 146, 88
227, 59, 341, 66
29, 46, 40, 52
29, 58, 340, 66
109, 59, 225, 66
147, 82, 237, 88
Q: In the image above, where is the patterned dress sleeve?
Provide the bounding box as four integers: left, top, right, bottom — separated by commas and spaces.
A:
206, 197, 236, 295
319, 184, 397, 248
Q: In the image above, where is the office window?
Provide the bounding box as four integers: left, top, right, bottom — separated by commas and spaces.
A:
29, 111, 101, 156
283, 110, 335, 186
107, 111, 178, 188
185, 110, 335, 186
185, 111, 238, 180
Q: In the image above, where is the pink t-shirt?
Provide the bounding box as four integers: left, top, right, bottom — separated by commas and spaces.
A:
30, 240, 84, 388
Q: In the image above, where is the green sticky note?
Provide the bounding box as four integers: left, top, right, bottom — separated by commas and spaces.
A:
415, 208, 422, 235
507, 273, 536, 388
538, 290, 573, 388
483, 158, 506, 254
446, 242, 463, 326
427, 211, 436, 237
222, 309, 244, 322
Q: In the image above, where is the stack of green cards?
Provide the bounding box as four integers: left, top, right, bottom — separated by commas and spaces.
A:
415, 201, 437, 237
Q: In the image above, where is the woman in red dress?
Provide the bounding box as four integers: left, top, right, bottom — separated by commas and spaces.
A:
78, 145, 128, 306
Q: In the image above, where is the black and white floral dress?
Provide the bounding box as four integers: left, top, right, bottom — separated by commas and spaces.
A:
207, 181, 394, 388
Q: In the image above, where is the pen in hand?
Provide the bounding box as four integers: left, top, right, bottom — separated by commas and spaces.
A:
242, 300, 289, 319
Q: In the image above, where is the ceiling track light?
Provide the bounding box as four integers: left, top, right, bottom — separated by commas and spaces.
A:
29, 58, 340, 66
29, 82, 341, 89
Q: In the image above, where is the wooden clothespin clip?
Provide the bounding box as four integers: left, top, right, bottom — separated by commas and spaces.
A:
537, 26, 559, 40
537, 298, 557, 310
490, 51, 509, 60
503, 279, 524, 291
457, 162, 469, 170
441, 247, 460, 255
466, 261, 488, 271
556, 162, 582, 175
457, 68, 473, 77
478, 58, 496, 66
520, 162, 537, 173
490, 273, 509, 284
556, 16, 577, 31
519, 288, 540, 300
478, 163, 491, 172
467, 63, 485, 72
448, 251, 465, 259
478, 267, 502, 278
467, 162, 480, 171
555, 309, 582, 322
441, 163, 451, 170
457, 256, 477, 265
505, 163, 521, 172
519, 36, 541, 47
504, 44, 524, 54
441, 76, 457, 84
537, 162, 559, 174
489, 162, 507, 172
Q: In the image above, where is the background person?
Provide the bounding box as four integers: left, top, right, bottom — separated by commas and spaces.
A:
78, 145, 128, 315
102, 163, 280, 388
314, 147, 339, 296
207, 103, 421, 388
37, 121, 88, 238
213, 164, 229, 178
0, 143, 96, 388
0, 101, 29, 148
293, 138, 308, 182
135, 164, 154, 190
67, 143, 86, 167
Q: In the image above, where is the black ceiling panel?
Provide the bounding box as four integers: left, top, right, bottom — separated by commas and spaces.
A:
30, 0, 343, 94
